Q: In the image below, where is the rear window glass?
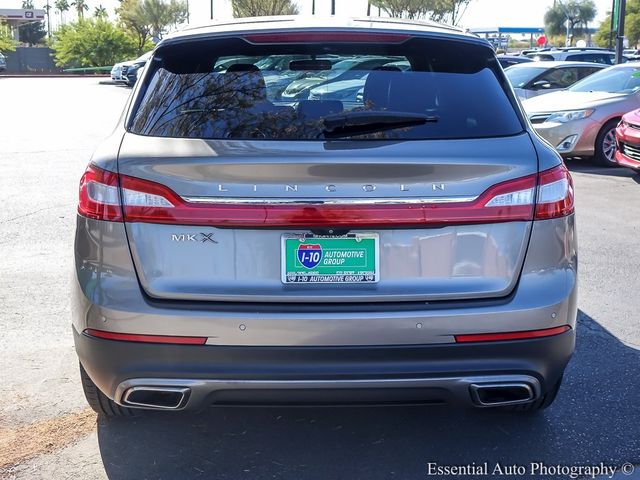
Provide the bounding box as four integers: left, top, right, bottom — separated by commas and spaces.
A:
130, 36, 523, 141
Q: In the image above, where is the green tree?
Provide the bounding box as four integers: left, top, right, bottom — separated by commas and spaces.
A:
72, 0, 89, 19
544, 0, 597, 46
0, 21, 17, 52
94, 4, 108, 17
117, 0, 187, 51
370, 0, 470, 24
370, 0, 431, 19
51, 17, 138, 67
232, 0, 299, 17
55, 0, 70, 24
595, 0, 640, 47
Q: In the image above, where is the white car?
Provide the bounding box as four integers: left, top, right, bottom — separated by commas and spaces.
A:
111, 61, 134, 82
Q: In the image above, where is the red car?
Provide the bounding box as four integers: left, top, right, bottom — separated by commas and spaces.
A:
615, 109, 640, 171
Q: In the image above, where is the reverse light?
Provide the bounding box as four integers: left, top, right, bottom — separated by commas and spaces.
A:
545, 109, 594, 124
78, 165, 123, 221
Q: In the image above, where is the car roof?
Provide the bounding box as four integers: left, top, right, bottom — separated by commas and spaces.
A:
161, 16, 484, 46
509, 60, 608, 69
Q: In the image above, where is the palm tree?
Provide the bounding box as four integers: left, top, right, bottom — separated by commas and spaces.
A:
94, 4, 107, 17
71, 0, 89, 19
54, 0, 70, 24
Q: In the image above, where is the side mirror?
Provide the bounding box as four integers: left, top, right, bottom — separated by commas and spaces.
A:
531, 80, 552, 90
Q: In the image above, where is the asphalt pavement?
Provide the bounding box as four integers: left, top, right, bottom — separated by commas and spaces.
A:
0, 78, 639, 480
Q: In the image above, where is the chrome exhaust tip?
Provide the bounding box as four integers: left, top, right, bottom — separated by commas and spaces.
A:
122, 386, 190, 410
469, 382, 535, 407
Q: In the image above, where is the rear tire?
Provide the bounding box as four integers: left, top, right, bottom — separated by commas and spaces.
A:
594, 119, 620, 167
506, 377, 563, 413
80, 363, 139, 417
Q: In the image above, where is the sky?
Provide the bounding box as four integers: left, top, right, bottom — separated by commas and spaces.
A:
6, 0, 616, 31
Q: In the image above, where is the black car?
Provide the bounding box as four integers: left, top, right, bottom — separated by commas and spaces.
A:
497, 55, 533, 69
123, 51, 152, 87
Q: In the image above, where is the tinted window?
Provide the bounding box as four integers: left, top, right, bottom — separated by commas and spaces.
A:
538, 67, 579, 88
569, 66, 640, 93
578, 66, 603, 79
505, 66, 548, 87
566, 53, 613, 64
528, 54, 555, 61
130, 36, 522, 141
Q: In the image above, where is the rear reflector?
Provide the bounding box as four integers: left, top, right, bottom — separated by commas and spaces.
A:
454, 325, 571, 343
77, 164, 574, 227
243, 32, 411, 44
84, 328, 207, 345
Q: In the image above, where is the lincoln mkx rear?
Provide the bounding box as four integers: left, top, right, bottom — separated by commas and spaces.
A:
72, 17, 577, 416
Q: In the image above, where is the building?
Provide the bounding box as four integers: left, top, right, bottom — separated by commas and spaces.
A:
0, 8, 46, 40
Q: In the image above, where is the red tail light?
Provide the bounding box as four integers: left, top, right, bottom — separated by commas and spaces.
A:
243, 32, 411, 44
78, 165, 123, 221
534, 164, 574, 220
77, 164, 574, 227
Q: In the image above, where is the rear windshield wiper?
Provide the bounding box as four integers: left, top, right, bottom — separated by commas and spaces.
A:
321, 111, 438, 139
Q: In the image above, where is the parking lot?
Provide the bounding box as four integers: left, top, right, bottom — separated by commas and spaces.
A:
1, 77, 639, 479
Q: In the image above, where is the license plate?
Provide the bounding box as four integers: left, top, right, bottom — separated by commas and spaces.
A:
281, 233, 379, 284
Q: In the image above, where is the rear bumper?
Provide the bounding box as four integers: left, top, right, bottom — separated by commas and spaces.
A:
74, 326, 575, 410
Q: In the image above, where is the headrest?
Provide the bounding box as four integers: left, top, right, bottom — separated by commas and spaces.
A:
226, 63, 261, 73
223, 63, 267, 103
298, 100, 344, 119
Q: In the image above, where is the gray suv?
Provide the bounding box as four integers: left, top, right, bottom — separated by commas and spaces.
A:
73, 17, 578, 416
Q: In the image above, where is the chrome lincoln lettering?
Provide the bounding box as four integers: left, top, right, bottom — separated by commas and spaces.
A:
171, 233, 217, 244
196, 183, 451, 195
171, 234, 197, 242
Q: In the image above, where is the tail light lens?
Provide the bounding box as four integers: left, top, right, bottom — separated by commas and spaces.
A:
534, 164, 575, 220
78, 165, 123, 221
77, 164, 574, 226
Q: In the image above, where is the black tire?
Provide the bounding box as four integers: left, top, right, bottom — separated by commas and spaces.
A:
505, 377, 563, 413
80, 363, 138, 417
594, 119, 621, 167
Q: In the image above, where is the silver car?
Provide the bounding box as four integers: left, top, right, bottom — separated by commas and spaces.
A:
73, 17, 577, 416
505, 61, 605, 100
522, 63, 640, 165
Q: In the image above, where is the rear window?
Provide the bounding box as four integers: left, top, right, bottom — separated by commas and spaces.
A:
129, 35, 523, 141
